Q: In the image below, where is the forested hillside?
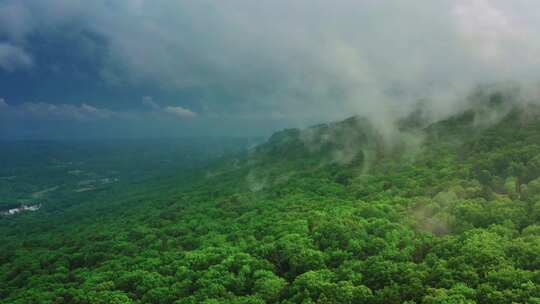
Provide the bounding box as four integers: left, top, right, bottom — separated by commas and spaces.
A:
1, 100, 540, 303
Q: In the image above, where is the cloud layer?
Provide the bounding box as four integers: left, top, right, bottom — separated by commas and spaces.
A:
2, 0, 540, 138
0, 98, 197, 122
0, 99, 113, 121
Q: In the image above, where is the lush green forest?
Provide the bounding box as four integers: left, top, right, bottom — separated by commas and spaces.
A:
2, 99, 540, 303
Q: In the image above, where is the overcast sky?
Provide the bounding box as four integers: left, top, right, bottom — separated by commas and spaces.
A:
1, 0, 540, 139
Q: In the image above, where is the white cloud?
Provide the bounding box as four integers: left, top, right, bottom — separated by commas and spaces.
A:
143, 96, 197, 119
453, 0, 540, 70
0, 43, 32, 72
164, 106, 197, 118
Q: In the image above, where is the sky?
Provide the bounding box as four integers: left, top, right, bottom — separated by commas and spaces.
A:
1, 0, 540, 139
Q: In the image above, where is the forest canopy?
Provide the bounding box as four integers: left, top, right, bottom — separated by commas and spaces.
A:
1, 96, 540, 303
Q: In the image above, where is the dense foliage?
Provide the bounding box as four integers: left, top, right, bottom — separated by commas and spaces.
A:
1, 102, 540, 303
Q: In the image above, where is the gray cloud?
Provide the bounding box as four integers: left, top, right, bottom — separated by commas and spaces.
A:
6, 101, 113, 121
0, 43, 32, 71
141, 96, 160, 110
2, 1, 540, 136
0, 98, 115, 122
0, 98, 8, 109
0, 97, 196, 124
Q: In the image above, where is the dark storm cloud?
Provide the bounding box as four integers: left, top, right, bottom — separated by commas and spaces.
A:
2, 0, 540, 138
